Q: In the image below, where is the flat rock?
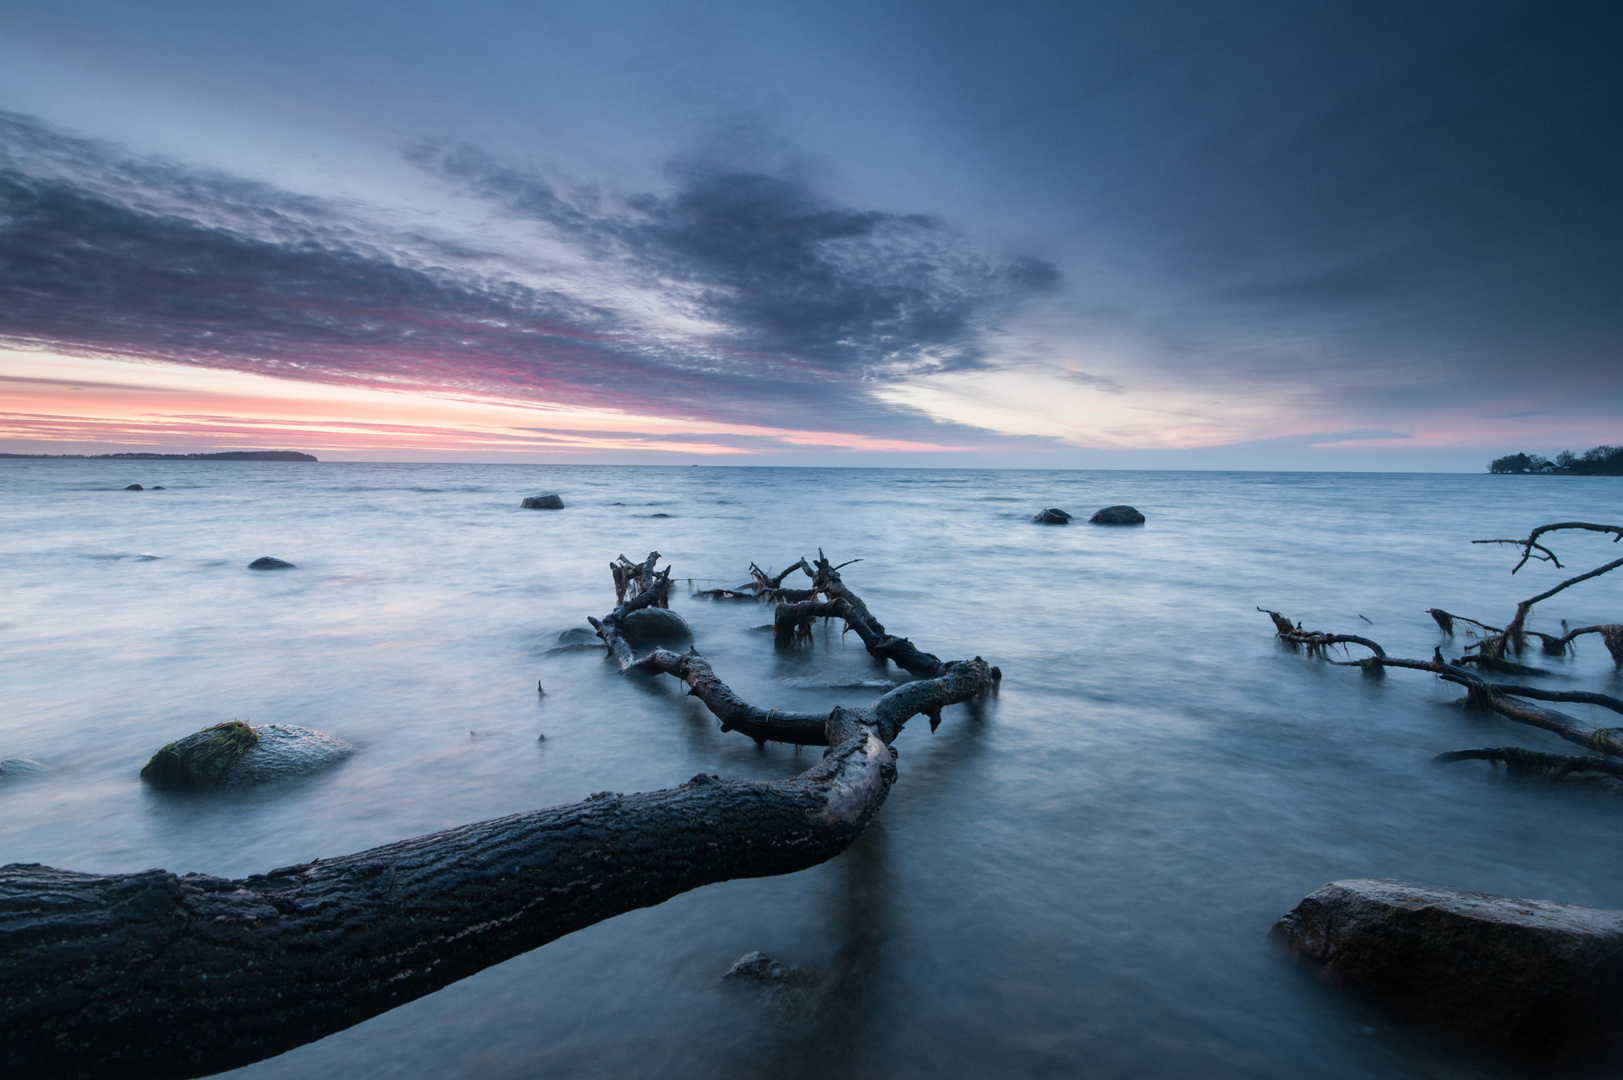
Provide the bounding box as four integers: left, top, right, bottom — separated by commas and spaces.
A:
141, 721, 353, 790
248, 556, 295, 570
1031, 508, 1071, 524
1273, 878, 1623, 1048
520, 493, 565, 509
1090, 504, 1145, 525
620, 607, 693, 646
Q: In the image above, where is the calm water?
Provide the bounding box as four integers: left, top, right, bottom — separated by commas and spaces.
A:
4, 462, 1623, 1078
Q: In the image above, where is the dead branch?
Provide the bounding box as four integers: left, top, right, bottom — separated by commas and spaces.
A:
775, 551, 955, 678
748, 558, 813, 598
1459, 524, 1623, 653
3, 552, 998, 1079
1543, 623, 1623, 664
1435, 746, 1623, 781
1261, 612, 1623, 758
1425, 608, 1501, 637
1472, 522, 1623, 574
610, 551, 669, 605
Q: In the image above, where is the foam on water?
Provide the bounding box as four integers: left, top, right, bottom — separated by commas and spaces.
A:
3, 460, 1622, 1078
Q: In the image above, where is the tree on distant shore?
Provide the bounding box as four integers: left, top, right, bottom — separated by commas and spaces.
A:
1489, 444, 1623, 475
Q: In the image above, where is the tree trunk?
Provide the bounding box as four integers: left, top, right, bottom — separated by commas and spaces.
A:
2, 556, 994, 1079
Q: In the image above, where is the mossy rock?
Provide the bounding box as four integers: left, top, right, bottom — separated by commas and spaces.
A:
141, 721, 351, 790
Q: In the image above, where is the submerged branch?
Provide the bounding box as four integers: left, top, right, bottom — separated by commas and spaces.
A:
1436, 746, 1623, 781
1260, 611, 1623, 758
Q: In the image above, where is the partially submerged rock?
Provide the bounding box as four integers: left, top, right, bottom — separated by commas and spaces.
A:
1090, 504, 1145, 525
0, 758, 50, 782
1273, 878, 1623, 1049
520, 493, 565, 510
1031, 508, 1072, 524
619, 607, 693, 647
123, 484, 144, 491
723, 950, 810, 986
556, 626, 600, 645
141, 721, 352, 790
248, 556, 295, 570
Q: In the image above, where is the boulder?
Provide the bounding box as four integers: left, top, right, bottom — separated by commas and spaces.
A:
248, 556, 295, 570
1273, 878, 1623, 1048
151, 486, 166, 490
619, 607, 693, 647
1031, 508, 1072, 524
556, 626, 601, 645
521, 493, 565, 510
1090, 504, 1145, 525
124, 484, 144, 491
141, 721, 353, 790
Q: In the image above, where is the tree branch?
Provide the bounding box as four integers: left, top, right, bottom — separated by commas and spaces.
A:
3, 554, 998, 1078
1435, 746, 1623, 781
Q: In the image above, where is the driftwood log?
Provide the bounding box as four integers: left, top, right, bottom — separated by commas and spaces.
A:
1262, 521, 1623, 783
1, 553, 997, 1079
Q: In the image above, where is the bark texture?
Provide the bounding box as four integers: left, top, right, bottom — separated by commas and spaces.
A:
3, 551, 996, 1079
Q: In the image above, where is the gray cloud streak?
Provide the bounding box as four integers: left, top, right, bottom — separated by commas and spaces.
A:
0, 111, 1057, 441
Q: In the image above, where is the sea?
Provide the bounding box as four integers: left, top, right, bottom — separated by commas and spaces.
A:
3, 461, 1623, 1079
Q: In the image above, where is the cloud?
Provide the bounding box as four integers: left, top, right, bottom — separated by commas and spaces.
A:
414, 143, 1058, 379
1060, 369, 1124, 394
0, 111, 1057, 441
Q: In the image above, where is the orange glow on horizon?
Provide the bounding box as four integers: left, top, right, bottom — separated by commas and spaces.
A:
0, 350, 966, 458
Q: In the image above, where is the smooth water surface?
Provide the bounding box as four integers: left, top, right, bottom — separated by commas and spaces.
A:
3, 462, 1623, 1078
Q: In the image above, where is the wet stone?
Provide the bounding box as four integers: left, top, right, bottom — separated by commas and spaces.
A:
1031, 508, 1071, 524
141, 721, 352, 790
620, 607, 693, 646
520, 493, 565, 509
248, 556, 295, 570
1273, 878, 1623, 1049
1090, 504, 1145, 525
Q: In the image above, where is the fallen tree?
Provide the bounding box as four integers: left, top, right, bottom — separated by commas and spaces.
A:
1261, 521, 1623, 783
1, 553, 997, 1079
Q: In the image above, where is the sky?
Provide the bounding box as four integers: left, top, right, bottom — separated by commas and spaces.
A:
0, 0, 1618, 469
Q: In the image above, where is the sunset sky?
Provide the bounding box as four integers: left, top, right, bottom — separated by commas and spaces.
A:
1, 1, 1618, 468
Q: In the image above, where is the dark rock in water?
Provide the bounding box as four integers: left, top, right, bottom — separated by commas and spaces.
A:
248, 556, 295, 570
520, 493, 565, 509
1273, 878, 1623, 1048
124, 483, 144, 491
141, 721, 352, 790
151, 486, 166, 490
723, 951, 812, 987
1031, 508, 1071, 524
620, 607, 693, 646
649, 512, 672, 518
556, 626, 601, 645
123, 553, 162, 562
1090, 504, 1145, 525
0, 758, 50, 781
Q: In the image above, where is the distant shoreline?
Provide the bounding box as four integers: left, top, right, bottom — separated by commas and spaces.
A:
0, 451, 319, 462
